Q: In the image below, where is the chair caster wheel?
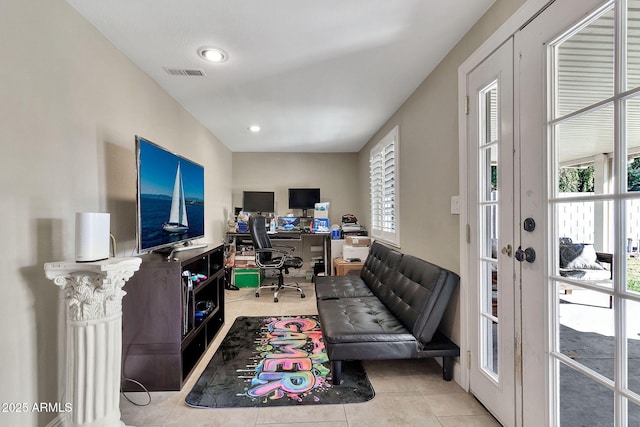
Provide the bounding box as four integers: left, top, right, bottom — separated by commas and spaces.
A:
274, 297, 279, 303
255, 292, 260, 298
301, 293, 306, 298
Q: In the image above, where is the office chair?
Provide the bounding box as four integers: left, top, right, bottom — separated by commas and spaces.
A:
249, 214, 305, 302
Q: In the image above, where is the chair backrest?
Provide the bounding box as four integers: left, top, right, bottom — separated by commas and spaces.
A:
248, 215, 272, 262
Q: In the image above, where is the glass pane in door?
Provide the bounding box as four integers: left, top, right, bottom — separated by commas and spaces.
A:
556, 200, 614, 289
555, 7, 615, 118
555, 105, 614, 196
626, 97, 640, 195
483, 318, 499, 375
628, 398, 640, 425
626, 299, 640, 397
558, 287, 615, 381
485, 261, 498, 317
627, 0, 640, 90
482, 145, 498, 200
626, 200, 640, 295
482, 204, 498, 259
559, 361, 614, 426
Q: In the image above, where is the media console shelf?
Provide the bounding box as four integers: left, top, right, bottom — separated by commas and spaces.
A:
121, 244, 225, 391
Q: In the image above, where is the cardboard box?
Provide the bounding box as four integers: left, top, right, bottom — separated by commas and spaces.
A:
314, 210, 329, 218
342, 245, 370, 261
333, 257, 364, 276
346, 236, 371, 247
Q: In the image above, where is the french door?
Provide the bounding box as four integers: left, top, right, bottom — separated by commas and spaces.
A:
467, 38, 517, 426
467, 0, 640, 425
519, 0, 640, 425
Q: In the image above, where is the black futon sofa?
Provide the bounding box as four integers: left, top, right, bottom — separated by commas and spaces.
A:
315, 241, 460, 385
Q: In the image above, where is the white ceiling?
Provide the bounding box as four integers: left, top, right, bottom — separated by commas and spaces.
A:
66, 0, 495, 153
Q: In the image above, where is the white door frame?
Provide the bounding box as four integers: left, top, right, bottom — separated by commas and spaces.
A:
458, 0, 555, 392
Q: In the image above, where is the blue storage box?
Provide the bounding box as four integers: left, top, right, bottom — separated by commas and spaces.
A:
313, 218, 330, 233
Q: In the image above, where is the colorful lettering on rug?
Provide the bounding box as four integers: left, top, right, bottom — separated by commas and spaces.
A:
240, 316, 331, 402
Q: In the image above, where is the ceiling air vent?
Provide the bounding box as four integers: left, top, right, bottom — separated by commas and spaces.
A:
163, 68, 206, 77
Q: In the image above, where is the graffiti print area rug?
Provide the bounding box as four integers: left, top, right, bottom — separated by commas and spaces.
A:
185, 315, 375, 408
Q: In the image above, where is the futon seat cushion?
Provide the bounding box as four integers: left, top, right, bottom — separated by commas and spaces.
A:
317, 297, 418, 360
315, 276, 374, 299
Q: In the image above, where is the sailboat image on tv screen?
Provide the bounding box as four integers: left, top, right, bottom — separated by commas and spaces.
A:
163, 162, 189, 234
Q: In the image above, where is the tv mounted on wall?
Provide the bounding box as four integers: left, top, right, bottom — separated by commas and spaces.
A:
288, 188, 320, 216
136, 136, 205, 253
242, 191, 275, 214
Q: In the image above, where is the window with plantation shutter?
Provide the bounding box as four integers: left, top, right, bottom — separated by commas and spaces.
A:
369, 126, 399, 246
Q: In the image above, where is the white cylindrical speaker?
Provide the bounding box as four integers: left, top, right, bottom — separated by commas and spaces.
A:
75, 212, 110, 262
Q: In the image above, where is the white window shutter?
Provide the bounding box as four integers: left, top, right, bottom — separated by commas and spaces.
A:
369, 126, 399, 246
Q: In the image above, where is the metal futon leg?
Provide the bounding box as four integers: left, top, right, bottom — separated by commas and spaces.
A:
331, 360, 342, 385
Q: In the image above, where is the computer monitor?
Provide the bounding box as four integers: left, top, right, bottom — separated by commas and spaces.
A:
242, 191, 275, 213
288, 188, 320, 217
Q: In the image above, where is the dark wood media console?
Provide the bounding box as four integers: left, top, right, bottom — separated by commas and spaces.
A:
121, 244, 225, 391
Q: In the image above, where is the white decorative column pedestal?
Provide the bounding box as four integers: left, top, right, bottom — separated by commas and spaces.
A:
45, 257, 141, 427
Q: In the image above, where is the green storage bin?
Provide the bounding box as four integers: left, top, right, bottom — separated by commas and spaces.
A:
234, 268, 263, 288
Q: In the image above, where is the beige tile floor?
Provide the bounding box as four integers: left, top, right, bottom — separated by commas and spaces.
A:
120, 283, 501, 427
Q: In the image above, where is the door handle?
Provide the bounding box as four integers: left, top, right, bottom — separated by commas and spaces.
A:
501, 244, 513, 257
515, 246, 536, 263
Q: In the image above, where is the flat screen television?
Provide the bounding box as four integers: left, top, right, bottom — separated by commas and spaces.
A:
136, 136, 205, 253
242, 191, 275, 213
288, 188, 320, 216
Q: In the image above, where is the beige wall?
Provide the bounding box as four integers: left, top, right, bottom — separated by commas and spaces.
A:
0, 1, 231, 425
232, 152, 361, 225
357, 0, 527, 342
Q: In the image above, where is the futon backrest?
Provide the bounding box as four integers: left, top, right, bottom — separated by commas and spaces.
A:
361, 241, 403, 290
373, 255, 459, 344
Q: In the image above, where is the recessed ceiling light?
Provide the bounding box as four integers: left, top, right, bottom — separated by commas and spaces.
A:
249, 125, 261, 133
198, 47, 228, 63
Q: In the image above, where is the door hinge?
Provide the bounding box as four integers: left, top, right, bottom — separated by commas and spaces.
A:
466, 224, 471, 244
465, 95, 470, 115
467, 350, 471, 369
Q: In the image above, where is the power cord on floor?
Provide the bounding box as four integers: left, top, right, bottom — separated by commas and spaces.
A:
121, 377, 151, 406
225, 292, 256, 303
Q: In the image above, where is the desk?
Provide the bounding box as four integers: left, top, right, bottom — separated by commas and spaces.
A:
227, 231, 330, 276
